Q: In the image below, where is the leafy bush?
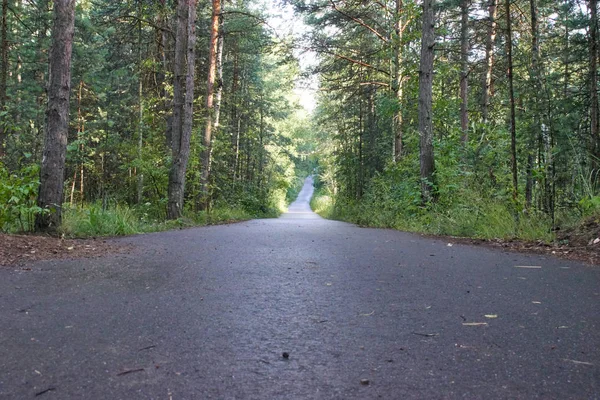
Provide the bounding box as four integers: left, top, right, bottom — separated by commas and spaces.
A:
0, 163, 45, 232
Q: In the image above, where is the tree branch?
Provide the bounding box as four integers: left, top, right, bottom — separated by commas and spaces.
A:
329, 0, 389, 43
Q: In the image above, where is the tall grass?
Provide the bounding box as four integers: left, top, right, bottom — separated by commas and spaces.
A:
61, 204, 143, 237
310, 189, 556, 242
60, 203, 258, 238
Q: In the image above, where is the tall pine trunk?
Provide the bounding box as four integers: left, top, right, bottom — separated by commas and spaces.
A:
136, 3, 144, 204
525, 0, 541, 210
35, 0, 75, 232
230, 41, 241, 181
213, 3, 224, 131
481, 0, 497, 122
505, 0, 518, 202
459, 0, 469, 142
590, 0, 599, 149
199, 0, 221, 210
392, 0, 404, 161
167, 0, 197, 219
418, 0, 436, 202
0, 0, 8, 157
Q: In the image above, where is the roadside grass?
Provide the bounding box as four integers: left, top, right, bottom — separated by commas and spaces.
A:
310, 189, 556, 242
59, 203, 264, 238
59, 181, 305, 238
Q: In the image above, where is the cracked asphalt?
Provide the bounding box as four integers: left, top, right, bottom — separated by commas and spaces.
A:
1, 177, 599, 399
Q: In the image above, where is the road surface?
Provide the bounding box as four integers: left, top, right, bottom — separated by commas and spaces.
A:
1, 177, 599, 399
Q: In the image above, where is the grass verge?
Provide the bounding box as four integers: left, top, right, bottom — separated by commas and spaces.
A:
60, 203, 261, 238
310, 189, 556, 242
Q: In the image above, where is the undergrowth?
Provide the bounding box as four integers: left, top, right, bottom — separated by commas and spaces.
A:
309, 140, 594, 243
59, 203, 262, 238
311, 187, 558, 241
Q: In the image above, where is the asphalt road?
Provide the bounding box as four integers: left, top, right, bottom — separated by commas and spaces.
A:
1, 177, 599, 399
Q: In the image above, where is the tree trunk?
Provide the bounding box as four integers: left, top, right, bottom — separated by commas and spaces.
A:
35, 0, 76, 232
34, 0, 49, 158
77, 80, 84, 204
460, 0, 469, 142
459, 0, 469, 142
505, 0, 518, 202
230, 41, 240, 180
0, 0, 8, 157
590, 0, 599, 148
481, 0, 497, 122
525, 0, 541, 210
213, 2, 224, 131
563, 8, 569, 98
418, 0, 436, 203
167, 0, 197, 219
392, 0, 404, 162
137, 7, 144, 204
199, 0, 221, 211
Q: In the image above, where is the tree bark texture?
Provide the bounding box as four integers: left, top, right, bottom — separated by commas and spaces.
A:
418, 0, 436, 203
481, 0, 497, 122
505, 0, 518, 201
0, 0, 8, 157
213, 3, 224, 131
167, 0, 197, 219
230, 40, 240, 180
590, 0, 599, 147
392, 0, 404, 162
199, 0, 221, 210
137, 4, 144, 204
525, 0, 541, 209
35, 0, 75, 232
459, 0, 469, 142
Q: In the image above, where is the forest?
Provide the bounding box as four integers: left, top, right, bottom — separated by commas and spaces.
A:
0, 0, 599, 243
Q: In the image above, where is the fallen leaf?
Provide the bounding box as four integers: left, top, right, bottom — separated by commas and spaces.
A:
411, 332, 438, 337
117, 368, 145, 376
35, 387, 56, 396
360, 310, 375, 316
562, 358, 593, 366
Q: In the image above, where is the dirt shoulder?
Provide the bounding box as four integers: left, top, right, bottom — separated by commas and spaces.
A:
443, 236, 600, 265
2, 216, 600, 266
0, 233, 129, 267
427, 216, 600, 266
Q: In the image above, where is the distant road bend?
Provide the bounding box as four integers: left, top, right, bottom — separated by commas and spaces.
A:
1, 176, 599, 398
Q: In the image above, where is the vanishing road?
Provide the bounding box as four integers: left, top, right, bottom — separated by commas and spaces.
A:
1, 177, 599, 399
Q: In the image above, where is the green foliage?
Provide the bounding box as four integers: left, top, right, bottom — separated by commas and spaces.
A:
60, 203, 141, 237
310, 190, 334, 218
60, 202, 257, 238
578, 196, 600, 217
285, 175, 305, 205
0, 163, 45, 232
313, 132, 555, 242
